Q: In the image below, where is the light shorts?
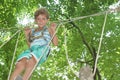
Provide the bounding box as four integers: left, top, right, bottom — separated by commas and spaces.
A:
16, 45, 50, 65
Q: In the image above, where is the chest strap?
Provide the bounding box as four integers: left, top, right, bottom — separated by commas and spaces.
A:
29, 27, 47, 42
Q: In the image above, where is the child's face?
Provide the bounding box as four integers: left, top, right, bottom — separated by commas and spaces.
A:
35, 14, 48, 28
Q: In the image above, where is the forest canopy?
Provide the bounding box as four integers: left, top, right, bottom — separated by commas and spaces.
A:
0, 0, 120, 80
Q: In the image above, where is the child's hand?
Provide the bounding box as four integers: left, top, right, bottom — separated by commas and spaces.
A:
24, 27, 31, 34
24, 27, 31, 31
50, 23, 57, 31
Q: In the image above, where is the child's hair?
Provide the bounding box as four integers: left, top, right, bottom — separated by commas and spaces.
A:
34, 8, 49, 19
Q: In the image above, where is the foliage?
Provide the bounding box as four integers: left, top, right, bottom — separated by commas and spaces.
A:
0, 0, 120, 80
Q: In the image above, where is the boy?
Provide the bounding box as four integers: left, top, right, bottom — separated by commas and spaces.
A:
10, 8, 58, 80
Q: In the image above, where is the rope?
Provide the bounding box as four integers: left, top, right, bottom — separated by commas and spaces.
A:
57, 10, 109, 24
63, 12, 108, 79
26, 23, 62, 80
93, 12, 108, 75
7, 30, 21, 80
0, 30, 21, 49
64, 28, 79, 78
49, 7, 119, 26
1, 7, 119, 31
0, 27, 19, 31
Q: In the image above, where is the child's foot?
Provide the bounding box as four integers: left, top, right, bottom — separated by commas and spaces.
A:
15, 75, 22, 80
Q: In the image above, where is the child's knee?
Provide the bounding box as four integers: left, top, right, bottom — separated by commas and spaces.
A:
15, 63, 24, 71
16, 59, 27, 69
26, 57, 37, 68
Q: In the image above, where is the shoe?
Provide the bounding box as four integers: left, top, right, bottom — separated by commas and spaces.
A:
15, 75, 22, 80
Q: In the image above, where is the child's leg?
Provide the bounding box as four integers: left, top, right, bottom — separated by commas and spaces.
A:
23, 56, 37, 80
10, 58, 27, 80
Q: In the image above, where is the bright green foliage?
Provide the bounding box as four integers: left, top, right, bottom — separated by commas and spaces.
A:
0, 0, 120, 80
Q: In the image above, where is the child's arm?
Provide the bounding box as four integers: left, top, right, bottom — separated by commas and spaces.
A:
24, 28, 31, 47
48, 23, 58, 46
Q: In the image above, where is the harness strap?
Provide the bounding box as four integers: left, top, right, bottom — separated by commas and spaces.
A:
29, 27, 47, 42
